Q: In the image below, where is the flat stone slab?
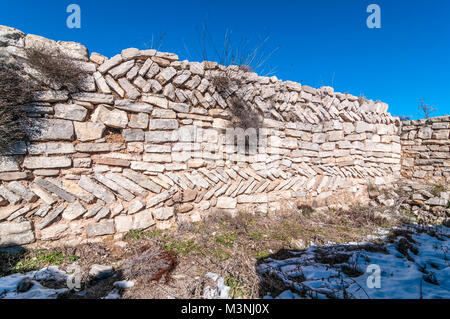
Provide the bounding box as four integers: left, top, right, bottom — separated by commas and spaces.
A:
30, 183, 56, 205
54, 103, 88, 121
34, 178, 76, 203
78, 176, 115, 204
26, 119, 74, 142
0, 185, 21, 205
0, 156, 20, 172
152, 207, 174, 220
122, 169, 162, 193
62, 201, 87, 221
93, 174, 135, 202
75, 143, 125, 153
0, 172, 29, 181
7, 181, 38, 202
0, 221, 35, 247
146, 187, 177, 208
73, 122, 106, 142
85, 220, 115, 237
28, 143, 76, 155
104, 173, 146, 196
36, 205, 65, 230
23, 156, 72, 169
71, 92, 114, 104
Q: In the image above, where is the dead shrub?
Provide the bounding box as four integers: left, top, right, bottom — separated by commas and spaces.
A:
122, 245, 176, 283
26, 47, 88, 91
0, 106, 29, 152
0, 62, 36, 107
228, 96, 262, 131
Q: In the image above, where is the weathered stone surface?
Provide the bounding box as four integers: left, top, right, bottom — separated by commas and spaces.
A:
115, 101, 153, 114
127, 199, 145, 215
0, 156, 19, 172
92, 157, 130, 167
32, 90, 68, 102
141, 94, 168, 108
7, 182, 37, 202
152, 207, 174, 220
7, 205, 32, 221
129, 113, 149, 129
84, 203, 103, 218
23, 156, 72, 169
73, 122, 106, 142
71, 92, 114, 104
93, 72, 111, 93
118, 78, 141, 99
0, 172, 29, 181
425, 197, 448, 206
123, 129, 144, 142
149, 119, 179, 130
34, 205, 52, 217
114, 215, 133, 233
54, 104, 88, 121
94, 207, 110, 222
62, 201, 87, 221
105, 74, 125, 97
78, 176, 115, 204
36, 205, 65, 230
145, 131, 178, 143
26, 119, 74, 141
28, 143, 75, 155
0, 185, 21, 204
132, 210, 155, 230
0, 25, 25, 47
146, 187, 177, 208
0, 221, 35, 247
30, 183, 56, 205
93, 174, 135, 202
35, 178, 76, 203
237, 194, 268, 204
97, 54, 122, 73
93, 105, 128, 128
122, 169, 162, 193
129, 161, 165, 172
109, 60, 135, 79
104, 173, 146, 196
86, 220, 115, 237
216, 197, 237, 209
75, 143, 125, 153
0, 205, 22, 221
40, 223, 68, 241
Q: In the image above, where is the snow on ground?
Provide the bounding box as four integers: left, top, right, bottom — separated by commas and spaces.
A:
259, 224, 450, 299
0, 266, 69, 299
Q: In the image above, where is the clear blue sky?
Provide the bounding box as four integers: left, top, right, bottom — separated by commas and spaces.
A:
1, 0, 449, 119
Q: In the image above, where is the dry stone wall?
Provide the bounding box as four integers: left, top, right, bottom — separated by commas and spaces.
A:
0, 25, 406, 247
401, 116, 450, 183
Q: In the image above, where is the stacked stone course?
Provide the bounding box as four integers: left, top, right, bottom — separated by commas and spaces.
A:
401, 116, 450, 183
0, 25, 444, 248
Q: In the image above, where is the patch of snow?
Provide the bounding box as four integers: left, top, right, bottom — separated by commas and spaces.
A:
203, 272, 231, 299
113, 280, 134, 289
0, 267, 69, 299
104, 289, 121, 299
259, 225, 450, 299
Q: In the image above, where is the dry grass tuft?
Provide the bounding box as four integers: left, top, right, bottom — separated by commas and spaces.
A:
122, 245, 176, 283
